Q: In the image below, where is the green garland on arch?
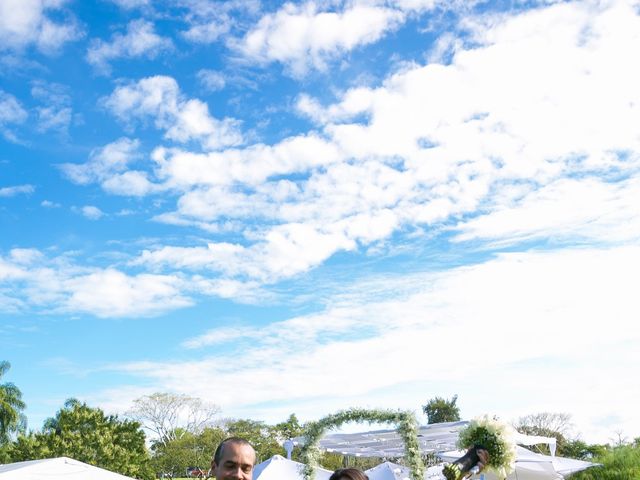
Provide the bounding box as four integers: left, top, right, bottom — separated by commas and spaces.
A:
299, 408, 425, 480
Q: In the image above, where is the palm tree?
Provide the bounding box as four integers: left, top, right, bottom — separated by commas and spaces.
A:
0, 361, 26, 443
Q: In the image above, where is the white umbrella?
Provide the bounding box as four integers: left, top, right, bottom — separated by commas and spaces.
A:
254, 455, 333, 480
0, 457, 138, 480
365, 461, 411, 480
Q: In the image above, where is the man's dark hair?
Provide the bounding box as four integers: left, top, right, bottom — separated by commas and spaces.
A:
329, 468, 369, 480
213, 437, 254, 465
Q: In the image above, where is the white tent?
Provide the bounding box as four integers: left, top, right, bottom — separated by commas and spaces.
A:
365, 461, 411, 480
364, 461, 447, 480
292, 421, 558, 458
0, 457, 138, 480
254, 454, 333, 480
365, 462, 479, 480
439, 446, 596, 480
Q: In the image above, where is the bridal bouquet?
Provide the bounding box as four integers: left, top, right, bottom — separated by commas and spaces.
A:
442, 415, 517, 480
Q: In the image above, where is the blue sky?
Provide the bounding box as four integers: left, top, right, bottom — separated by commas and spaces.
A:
1, 0, 639, 446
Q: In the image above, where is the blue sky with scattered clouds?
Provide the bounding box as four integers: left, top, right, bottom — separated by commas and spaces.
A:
1, 0, 639, 445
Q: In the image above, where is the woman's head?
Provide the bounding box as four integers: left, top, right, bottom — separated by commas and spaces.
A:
329, 468, 369, 480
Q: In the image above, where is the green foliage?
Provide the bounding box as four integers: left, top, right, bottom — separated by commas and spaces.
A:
9, 399, 154, 480
150, 427, 226, 477
0, 361, 27, 444
271, 413, 304, 442
561, 439, 608, 460
422, 395, 460, 424
571, 444, 640, 480
299, 407, 425, 480
224, 418, 283, 462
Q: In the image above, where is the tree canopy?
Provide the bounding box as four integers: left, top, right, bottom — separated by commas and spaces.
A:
422, 395, 461, 424
10, 399, 154, 480
515, 412, 573, 456
0, 361, 26, 445
128, 392, 221, 447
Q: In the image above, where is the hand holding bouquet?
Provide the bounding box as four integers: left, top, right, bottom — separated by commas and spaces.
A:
443, 415, 517, 480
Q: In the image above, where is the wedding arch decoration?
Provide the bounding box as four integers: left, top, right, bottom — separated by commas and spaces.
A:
300, 407, 425, 480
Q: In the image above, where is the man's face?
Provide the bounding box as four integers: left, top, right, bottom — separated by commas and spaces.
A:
212, 442, 256, 480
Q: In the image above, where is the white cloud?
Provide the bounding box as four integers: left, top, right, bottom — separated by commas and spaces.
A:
234, 2, 406, 76
41, 200, 61, 208
107, 0, 150, 9
0, 0, 81, 53
80, 205, 105, 220
180, 0, 260, 44
75, 0, 640, 288
0, 184, 35, 197
104, 76, 243, 150
86, 20, 173, 74
0, 89, 28, 141
108, 245, 640, 443
0, 250, 194, 318
454, 175, 640, 246
62, 269, 191, 318
31, 81, 73, 135
197, 69, 226, 91
59, 138, 156, 196
182, 18, 231, 44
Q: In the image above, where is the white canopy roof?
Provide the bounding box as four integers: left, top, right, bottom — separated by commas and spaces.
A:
439, 446, 596, 480
364, 461, 447, 480
0, 457, 138, 480
293, 421, 557, 458
254, 455, 333, 480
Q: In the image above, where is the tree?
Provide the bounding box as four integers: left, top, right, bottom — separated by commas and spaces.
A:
224, 418, 282, 462
571, 444, 640, 480
515, 412, 573, 456
0, 361, 26, 444
128, 392, 221, 446
562, 439, 608, 460
10, 399, 154, 480
150, 427, 226, 477
271, 414, 304, 441
422, 395, 461, 424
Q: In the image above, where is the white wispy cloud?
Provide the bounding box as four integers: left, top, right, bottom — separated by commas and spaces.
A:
197, 69, 226, 92
180, 0, 260, 44
31, 81, 73, 135
103, 76, 243, 150
454, 175, 640, 246
113, 0, 640, 287
233, 2, 406, 76
86, 20, 173, 74
0, 0, 81, 53
0, 184, 35, 197
0, 89, 28, 142
80, 205, 105, 220
60, 137, 157, 197
106, 245, 640, 442
106, 0, 150, 10
0, 249, 193, 318
0, 249, 267, 318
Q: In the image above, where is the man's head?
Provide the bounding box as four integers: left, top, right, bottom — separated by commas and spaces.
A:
211, 437, 256, 480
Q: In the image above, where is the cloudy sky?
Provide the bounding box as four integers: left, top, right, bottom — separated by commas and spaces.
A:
1, 0, 639, 445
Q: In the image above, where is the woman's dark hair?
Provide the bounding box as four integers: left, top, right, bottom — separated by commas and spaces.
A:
329, 467, 369, 480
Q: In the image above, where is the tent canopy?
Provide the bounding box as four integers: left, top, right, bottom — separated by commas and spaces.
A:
292, 421, 557, 458
0, 457, 137, 480
254, 454, 332, 480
